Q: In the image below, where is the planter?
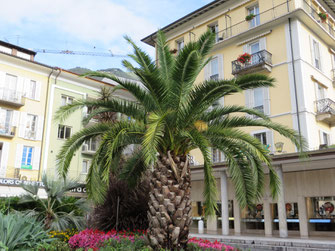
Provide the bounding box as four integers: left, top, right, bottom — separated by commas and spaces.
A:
245, 14, 256, 21
237, 53, 251, 64
318, 12, 328, 23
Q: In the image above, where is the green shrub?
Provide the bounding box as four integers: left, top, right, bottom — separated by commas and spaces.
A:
34, 240, 71, 251
0, 212, 52, 251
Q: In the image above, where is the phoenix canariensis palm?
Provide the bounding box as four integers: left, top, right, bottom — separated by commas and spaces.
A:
56, 30, 304, 250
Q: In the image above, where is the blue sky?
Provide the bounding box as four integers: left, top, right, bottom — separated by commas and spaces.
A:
0, 0, 211, 71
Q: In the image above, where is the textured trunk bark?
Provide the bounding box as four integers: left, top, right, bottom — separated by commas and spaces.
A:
147, 152, 192, 250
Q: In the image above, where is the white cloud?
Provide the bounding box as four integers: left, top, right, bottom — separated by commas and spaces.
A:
0, 0, 157, 44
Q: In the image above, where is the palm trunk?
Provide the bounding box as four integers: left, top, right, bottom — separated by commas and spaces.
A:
147, 152, 192, 250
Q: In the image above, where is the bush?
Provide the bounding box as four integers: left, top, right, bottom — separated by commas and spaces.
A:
49, 229, 78, 242
35, 240, 71, 251
90, 177, 149, 232
0, 212, 52, 251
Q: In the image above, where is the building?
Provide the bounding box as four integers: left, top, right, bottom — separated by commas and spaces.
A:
0, 40, 131, 196
142, 0, 335, 238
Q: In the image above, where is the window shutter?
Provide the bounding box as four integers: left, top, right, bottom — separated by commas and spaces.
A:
19, 112, 27, 138
245, 89, 253, 118
0, 71, 5, 88
32, 147, 41, 170
17, 76, 24, 93
12, 111, 19, 127
260, 37, 266, 50
0, 142, 10, 177
15, 144, 23, 168
35, 81, 41, 101
263, 87, 270, 115
36, 116, 44, 141
82, 106, 88, 118
243, 44, 249, 53
23, 78, 30, 97
218, 54, 224, 79
204, 63, 210, 80
310, 36, 315, 67
266, 130, 274, 152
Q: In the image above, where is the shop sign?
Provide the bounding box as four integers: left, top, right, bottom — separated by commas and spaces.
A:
0, 178, 86, 193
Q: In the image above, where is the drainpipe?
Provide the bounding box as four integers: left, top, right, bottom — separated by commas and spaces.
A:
38, 67, 60, 181
288, 18, 302, 144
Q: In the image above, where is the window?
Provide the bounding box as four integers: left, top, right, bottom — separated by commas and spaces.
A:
210, 57, 219, 80
248, 5, 260, 28
84, 138, 98, 151
209, 23, 219, 42
254, 132, 267, 145
250, 41, 260, 64
61, 95, 73, 106
5, 74, 18, 98
316, 84, 326, 100
322, 132, 329, 145
21, 146, 33, 169
0, 109, 13, 135
82, 160, 89, 174
25, 114, 37, 139
312, 40, 321, 70
58, 125, 72, 139
212, 148, 224, 163
176, 39, 184, 54
27, 80, 36, 99
253, 87, 264, 113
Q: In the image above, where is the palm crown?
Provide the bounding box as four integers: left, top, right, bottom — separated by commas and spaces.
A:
56, 30, 303, 217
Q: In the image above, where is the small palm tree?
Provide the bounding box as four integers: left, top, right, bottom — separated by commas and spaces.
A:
19, 174, 88, 231
56, 30, 304, 250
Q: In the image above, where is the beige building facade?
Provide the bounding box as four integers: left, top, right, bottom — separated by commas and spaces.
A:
142, 0, 335, 238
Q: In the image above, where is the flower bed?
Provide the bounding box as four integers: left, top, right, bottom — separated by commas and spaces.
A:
188, 237, 237, 251
69, 229, 237, 250
68, 229, 147, 250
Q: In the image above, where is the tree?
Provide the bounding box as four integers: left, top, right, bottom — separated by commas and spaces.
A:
56, 30, 304, 250
19, 174, 88, 231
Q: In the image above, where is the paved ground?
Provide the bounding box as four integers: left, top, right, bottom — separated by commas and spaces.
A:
189, 231, 335, 251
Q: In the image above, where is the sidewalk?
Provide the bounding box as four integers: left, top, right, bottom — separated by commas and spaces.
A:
189, 232, 335, 251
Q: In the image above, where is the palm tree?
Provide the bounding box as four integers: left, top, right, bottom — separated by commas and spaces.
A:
56, 30, 304, 250
19, 174, 88, 231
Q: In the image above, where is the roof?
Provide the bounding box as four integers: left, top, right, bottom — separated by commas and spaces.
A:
0, 40, 36, 56
141, 0, 229, 46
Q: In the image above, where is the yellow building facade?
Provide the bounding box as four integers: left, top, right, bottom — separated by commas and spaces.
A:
142, 0, 335, 239
0, 42, 49, 181
143, 0, 335, 163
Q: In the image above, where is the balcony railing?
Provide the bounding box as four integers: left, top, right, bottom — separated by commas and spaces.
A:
0, 88, 25, 106
0, 124, 15, 138
315, 98, 335, 125
213, 0, 335, 43
215, 1, 294, 42
302, 0, 335, 38
232, 50, 272, 75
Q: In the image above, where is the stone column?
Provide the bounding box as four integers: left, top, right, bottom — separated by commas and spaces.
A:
207, 215, 217, 232
298, 196, 309, 238
276, 166, 288, 238
233, 199, 241, 235
220, 170, 229, 235
263, 198, 273, 236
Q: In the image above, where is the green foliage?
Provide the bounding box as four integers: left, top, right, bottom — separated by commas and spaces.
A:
56, 30, 305, 214
0, 212, 52, 251
34, 240, 71, 251
19, 174, 88, 231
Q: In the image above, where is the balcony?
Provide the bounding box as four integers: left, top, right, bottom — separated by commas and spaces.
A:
25, 130, 36, 140
232, 50, 272, 75
0, 125, 16, 138
213, 0, 335, 45
0, 88, 25, 107
315, 98, 335, 126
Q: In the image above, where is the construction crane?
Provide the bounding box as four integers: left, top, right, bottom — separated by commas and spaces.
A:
34, 49, 127, 58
